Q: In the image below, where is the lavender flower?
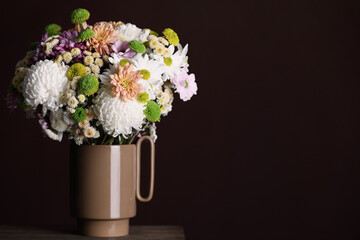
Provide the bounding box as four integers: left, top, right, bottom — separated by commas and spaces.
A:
111, 40, 136, 59
37, 112, 49, 130
53, 31, 87, 54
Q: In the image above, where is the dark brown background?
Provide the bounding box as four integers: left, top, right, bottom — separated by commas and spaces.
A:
1, 0, 360, 239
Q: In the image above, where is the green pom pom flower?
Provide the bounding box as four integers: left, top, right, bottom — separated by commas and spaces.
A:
72, 107, 87, 122
71, 8, 90, 24
162, 28, 179, 46
77, 75, 99, 96
144, 101, 161, 122
129, 40, 146, 53
66, 63, 87, 80
44, 24, 62, 36
77, 29, 95, 42
137, 92, 149, 104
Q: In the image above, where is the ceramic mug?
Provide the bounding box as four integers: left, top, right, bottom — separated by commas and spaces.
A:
69, 136, 155, 237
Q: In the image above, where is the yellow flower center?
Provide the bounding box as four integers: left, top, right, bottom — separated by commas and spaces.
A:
120, 59, 130, 67
164, 57, 172, 66
140, 69, 151, 80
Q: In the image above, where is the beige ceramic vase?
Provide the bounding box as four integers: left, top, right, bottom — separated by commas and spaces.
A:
70, 136, 155, 237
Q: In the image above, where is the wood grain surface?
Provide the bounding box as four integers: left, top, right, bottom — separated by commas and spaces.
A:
0, 225, 185, 240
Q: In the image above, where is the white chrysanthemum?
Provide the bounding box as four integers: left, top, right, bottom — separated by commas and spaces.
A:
22, 60, 68, 115
49, 109, 68, 132
132, 54, 166, 100
63, 111, 76, 125
116, 23, 150, 43
44, 129, 63, 141
92, 87, 146, 137
151, 44, 189, 80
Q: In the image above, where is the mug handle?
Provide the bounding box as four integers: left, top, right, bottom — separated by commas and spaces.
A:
136, 135, 155, 202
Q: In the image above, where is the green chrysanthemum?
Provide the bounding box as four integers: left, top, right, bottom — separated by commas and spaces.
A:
44, 24, 62, 36
77, 29, 95, 42
144, 28, 159, 37
66, 63, 87, 80
129, 40, 146, 53
144, 101, 161, 122
137, 92, 150, 104
72, 107, 87, 122
77, 75, 99, 96
162, 28, 179, 46
70, 8, 90, 24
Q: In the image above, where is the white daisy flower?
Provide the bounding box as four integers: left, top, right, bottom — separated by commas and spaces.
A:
77, 94, 86, 103
67, 107, 76, 114
132, 54, 166, 100
85, 67, 91, 75
94, 58, 104, 67
84, 126, 96, 138
67, 96, 78, 108
78, 119, 90, 129
86, 109, 94, 121
71, 48, 81, 57
84, 56, 94, 65
71, 76, 80, 90
90, 64, 100, 73
62, 52, 72, 63
152, 44, 189, 80
66, 89, 76, 98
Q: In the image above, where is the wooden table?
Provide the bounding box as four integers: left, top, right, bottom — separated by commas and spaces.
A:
0, 225, 185, 240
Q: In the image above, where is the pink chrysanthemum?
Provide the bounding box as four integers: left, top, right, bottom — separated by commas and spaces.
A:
109, 64, 143, 102
87, 22, 120, 55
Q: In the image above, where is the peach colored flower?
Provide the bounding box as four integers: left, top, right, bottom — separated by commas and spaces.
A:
109, 64, 143, 102
87, 22, 120, 56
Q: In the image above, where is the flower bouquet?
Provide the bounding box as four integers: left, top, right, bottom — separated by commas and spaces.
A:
7, 8, 197, 145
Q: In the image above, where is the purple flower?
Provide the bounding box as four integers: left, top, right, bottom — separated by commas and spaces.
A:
32, 31, 87, 63
37, 113, 49, 130
53, 31, 87, 54
111, 40, 136, 59
171, 70, 198, 101
5, 92, 19, 111
32, 33, 50, 62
